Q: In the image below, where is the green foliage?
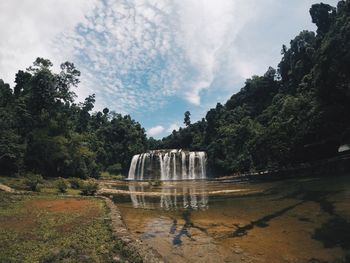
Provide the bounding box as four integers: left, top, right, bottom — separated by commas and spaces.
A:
56, 178, 68, 193
69, 178, 83, 189
148, 179, 162, 187
184, 111, 191, 126
25, 173, 44, 192
113, 239, 142, 263
0, 193, 119, 262
1, 0, 349, 179
100, 172, 125, 181
106, 163, 122, 175
158, 0, 350, 176
80, 181, 99, 196
0, 57, 147, 179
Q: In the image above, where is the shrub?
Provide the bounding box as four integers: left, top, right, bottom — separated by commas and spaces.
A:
40, 247, 96, 263
106, 163, 122, 175
24, 173, 43, 192
56, 178, 68, 193
113, 240, 142, 263
80, 181, 98, 196
99, 171, 111, 178
100, 172, 125, 181
69, 178, 82, 189
148, 178, 162, 187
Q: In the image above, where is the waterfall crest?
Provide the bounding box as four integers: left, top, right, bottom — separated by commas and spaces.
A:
127, 149, 207, 181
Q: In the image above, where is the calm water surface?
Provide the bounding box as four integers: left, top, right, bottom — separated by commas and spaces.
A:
108, 175, 350, 263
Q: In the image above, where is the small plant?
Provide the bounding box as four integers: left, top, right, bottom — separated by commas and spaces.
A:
56, 178, 68, 193
69, 178, 82, 189
113, 240, 142, 263
100, 172, 125, 181
25, 173, 44, 192
80, 181, 98, 196
148, 178, 162, 187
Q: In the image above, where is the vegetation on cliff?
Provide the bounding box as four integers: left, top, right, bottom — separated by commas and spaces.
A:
158, 1, 350, 175
1, 1, 349, 178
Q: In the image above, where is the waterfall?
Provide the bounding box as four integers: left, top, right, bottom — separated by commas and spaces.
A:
181, 151, 186, 180
128, 154, 140, 180
198, 152, 206, 179
127, 149, 207, 181
188, 152, 195, 180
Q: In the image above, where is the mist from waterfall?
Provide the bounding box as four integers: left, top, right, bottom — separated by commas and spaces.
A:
128, 149, 207, 181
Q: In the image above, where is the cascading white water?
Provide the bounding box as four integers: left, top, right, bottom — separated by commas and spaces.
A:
127, 149, 207, 181
181, 151, 186, 180
188, 152, 195, 180
128, 154, 140, 180
198, 152, 206, 179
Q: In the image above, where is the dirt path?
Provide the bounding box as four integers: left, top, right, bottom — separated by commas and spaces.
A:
0, 183, 16, 193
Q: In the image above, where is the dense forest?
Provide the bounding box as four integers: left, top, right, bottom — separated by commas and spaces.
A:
0, 59, 148, 177
158, 1, 350, 175
1, 1, 350, 178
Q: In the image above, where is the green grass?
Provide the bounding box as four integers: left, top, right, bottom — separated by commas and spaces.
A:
0, 176, 92, 195
0, 192, 139, 263
99, 172, 125, 181
0, 176, 28, 190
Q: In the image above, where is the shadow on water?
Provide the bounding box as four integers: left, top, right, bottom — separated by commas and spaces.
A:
313, 217, 350, 250
307, 257, 350, 263
228, 189, 341, 239
172, 210, 208, 246
301, 190, 337, 215
228, 201, 305, 238
274, 187, 337, 216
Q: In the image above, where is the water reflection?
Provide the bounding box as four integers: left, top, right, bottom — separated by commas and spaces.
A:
110, 176, 350, 263
128, 183, 209, 210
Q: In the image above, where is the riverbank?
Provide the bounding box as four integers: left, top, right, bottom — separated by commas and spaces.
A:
218, 153, 350, 181
0, 178, 162, 263
106, 174, 350, 263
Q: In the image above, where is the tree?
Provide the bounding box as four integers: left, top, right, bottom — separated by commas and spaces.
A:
310, 3, 336, 35
159, 0, 350, 176
184, 111, 191, 126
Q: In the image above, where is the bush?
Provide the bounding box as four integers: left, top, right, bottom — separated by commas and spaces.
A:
80, 181, 98, 196
106, 163, 122, 175
25, 173, 43, 192
56, 178, 68, 193
113, 240, 142, 263
69, 178, 82, 189
100, 172, 125, 181
148, 179, 162, 187
40, 247, 96, 263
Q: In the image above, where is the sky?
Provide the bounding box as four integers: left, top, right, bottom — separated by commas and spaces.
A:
0, 0, 339, 138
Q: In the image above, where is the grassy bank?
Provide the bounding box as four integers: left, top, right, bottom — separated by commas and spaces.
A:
0, 192, 117, 262
0, 175, 142, 263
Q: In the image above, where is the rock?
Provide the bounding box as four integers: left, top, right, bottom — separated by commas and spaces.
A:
233, 248, 243, 254
113, 255, 122, 262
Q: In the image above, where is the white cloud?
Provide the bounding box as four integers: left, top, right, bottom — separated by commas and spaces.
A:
167, 123, 180, 133
0, 0, 97, 86
53, 0, 255, 111
147, 125, 165, 137
0, 0, 340, 122
174, 0, 237, 105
